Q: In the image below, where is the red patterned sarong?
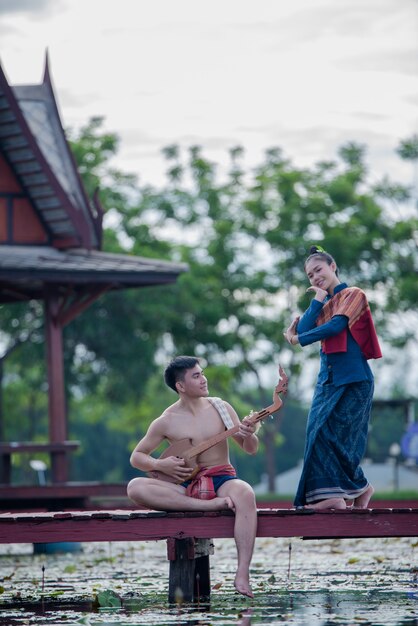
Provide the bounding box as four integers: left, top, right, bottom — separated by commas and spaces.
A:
316, 287, 382, 360
186, 464, 236, 500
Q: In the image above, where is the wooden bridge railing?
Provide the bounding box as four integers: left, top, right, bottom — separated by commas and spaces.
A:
0, 441, 80, 484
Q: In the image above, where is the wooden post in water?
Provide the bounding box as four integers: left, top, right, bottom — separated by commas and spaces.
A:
167, 537, 214, 602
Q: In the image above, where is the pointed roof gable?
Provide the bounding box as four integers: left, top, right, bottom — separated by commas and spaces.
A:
0, 56, 188, 304
0, 54, 101, 249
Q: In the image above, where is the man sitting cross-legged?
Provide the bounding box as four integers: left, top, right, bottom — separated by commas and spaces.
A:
127, 355, 260, 598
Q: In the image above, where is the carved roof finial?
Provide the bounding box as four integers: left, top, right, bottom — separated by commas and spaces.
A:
43, 48, 51, 85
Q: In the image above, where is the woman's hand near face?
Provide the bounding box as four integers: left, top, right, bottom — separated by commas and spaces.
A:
306, 286, 328, 302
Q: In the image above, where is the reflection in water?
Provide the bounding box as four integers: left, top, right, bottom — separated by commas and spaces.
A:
238, 608, 253, 625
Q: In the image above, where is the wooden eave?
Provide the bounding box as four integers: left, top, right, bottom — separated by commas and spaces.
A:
0, 245, 188, 303
0, 60, 97, 249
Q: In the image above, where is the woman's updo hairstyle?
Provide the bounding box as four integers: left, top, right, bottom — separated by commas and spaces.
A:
304, 245, 339, 276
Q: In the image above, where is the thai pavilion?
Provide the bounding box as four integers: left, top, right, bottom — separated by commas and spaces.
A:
0, 55, 186, 501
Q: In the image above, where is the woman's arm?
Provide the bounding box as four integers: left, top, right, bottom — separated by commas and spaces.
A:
296, 285, 329, 333
284, 315, 348, 348
296, 299, 324, 334
298, 315, 348, 347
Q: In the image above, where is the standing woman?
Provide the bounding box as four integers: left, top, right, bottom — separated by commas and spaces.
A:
284, 245, 382, 510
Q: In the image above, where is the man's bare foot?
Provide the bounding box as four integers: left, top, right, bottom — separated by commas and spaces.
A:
209, 496, 235, 511
306, 497, 346, 510
354, 484, 374, 509
234, 574, 253, 598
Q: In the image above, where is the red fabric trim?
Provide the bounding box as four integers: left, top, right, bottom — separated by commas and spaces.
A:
186, 464, 236, 500
323, 328, 348, 353
349, 307, 382, 360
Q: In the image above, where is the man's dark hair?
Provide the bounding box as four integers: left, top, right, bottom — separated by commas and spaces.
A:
164, 355, 200, 393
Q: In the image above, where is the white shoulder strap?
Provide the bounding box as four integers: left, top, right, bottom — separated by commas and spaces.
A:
208, 397, 234, 429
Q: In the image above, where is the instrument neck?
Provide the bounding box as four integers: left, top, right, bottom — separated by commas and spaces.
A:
187, 424, 240, 459
186, 403, 278, 459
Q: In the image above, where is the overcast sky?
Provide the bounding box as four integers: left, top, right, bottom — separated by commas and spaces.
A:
1, 0, 417, 189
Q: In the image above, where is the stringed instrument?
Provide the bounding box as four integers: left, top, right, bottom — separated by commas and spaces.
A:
148, 365, 288, 484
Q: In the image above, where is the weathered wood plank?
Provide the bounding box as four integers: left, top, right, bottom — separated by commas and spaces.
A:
0, 508, 417, 544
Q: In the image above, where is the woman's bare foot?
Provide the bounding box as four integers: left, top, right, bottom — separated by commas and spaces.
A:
354, 484, 374, 509
234, 574, 253, 598
306, 497, 347, 510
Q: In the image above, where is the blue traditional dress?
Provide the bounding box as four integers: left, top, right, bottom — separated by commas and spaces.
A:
294, 283, 382, 507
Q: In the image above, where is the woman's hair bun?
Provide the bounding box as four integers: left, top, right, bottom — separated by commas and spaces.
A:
309, 244, 326, 255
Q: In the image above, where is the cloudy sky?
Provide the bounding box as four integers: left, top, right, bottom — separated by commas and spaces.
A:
1, 0, 417, 189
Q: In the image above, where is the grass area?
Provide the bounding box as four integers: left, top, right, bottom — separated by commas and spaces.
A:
256, 490, 418, 501
373, 490, 418, 500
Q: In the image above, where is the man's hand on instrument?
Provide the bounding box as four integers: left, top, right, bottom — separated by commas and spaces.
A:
157, 455, 193, 481
239, 418, 259, 438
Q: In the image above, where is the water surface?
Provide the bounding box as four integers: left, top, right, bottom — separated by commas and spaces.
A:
0, 536, 416, 625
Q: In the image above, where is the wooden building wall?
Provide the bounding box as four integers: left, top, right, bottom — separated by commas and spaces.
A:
0, 152, 47, 245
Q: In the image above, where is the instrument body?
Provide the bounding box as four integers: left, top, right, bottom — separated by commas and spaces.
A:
148, 438, 199, 483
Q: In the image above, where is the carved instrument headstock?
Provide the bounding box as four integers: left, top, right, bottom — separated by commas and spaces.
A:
274, 364, 288, 398
248, 365, 288, 424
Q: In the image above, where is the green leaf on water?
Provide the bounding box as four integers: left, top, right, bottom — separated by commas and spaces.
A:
96, 589, 122, 608
93, 557, 116, 565
347, 557, 360, 564
39, 590, 65, 597
64, 564, 77, 574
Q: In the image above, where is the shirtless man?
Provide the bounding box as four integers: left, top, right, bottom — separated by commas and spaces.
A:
127, 355, 259, 598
